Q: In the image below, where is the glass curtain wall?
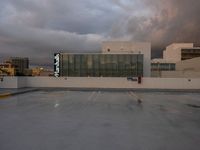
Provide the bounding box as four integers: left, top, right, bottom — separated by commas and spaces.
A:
60, 54, 143, 77
151, 63, 175, 71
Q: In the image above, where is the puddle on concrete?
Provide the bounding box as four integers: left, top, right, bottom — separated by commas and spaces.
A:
186, 104, 200, 108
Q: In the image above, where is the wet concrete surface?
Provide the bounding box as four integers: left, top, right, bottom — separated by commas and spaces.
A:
0, 88, 38, 96
0, 90, 200, 150
0, 88, 31, 94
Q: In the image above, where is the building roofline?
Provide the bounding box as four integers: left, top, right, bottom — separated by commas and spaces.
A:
57, 53, 144, 55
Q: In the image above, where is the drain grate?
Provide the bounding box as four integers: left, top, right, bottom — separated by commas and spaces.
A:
186, 104, 200, 108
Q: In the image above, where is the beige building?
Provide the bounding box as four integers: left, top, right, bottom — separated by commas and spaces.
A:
151, 59, 176, 77
160, 57, 200, 78
0, 63, 15, 76
32, 67, 53, 76
176, 57, 200, 71
151, 43, 200, 78
40, 70, 54, 76
32, 67, 42, 76
163, 43, 200, 62
102, 41, 151, 77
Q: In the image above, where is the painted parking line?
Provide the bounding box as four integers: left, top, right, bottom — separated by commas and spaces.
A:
0, 89, 38, 100
87, 91, 97, 101
92, 91, 101, 102
129, 91, 139, 99
0, 93, 11, 99
128, 91, 142, 104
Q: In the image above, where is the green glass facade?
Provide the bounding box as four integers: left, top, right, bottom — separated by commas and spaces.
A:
151, 63, 175, 71
58, 54, 143, 77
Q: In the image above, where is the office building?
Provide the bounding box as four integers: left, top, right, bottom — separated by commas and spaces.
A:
54, 42, 151, 77
161, 57, 200, 78
9, 57, 29, 76
102, 41, 151, 77
176, 57, 200, 71
152, 43, 200, 78
57, 53, 143, 77
163, 43, 200, 62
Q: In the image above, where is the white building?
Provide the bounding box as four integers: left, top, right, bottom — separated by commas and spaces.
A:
102, 41, 151, 77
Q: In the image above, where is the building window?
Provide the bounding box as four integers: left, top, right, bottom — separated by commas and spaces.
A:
57, 54, 143, 77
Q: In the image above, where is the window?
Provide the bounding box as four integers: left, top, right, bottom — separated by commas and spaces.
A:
60, 54, 143, 77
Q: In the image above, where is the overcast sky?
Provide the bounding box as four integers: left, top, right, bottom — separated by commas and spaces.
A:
0, 0, 200, 66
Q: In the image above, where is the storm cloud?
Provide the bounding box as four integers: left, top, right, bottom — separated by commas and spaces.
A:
0, 0, 200, 66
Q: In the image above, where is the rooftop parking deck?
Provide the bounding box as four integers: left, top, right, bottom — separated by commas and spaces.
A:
0, 90, 200, 150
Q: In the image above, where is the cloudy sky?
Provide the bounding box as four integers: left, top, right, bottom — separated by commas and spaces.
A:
0, 0, 200, 66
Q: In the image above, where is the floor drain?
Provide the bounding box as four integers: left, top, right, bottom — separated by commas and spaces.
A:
186, 104, 200, 108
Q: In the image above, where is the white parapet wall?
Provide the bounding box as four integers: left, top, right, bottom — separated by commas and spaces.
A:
0, 77, 18, 88
1, 76, 200, 90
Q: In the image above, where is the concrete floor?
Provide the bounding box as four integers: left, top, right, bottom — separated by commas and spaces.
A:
0, 90, 200, 150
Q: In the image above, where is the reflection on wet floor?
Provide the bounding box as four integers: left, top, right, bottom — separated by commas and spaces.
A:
186, 104, 200, 108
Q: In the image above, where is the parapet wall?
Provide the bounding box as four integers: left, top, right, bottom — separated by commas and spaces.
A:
1, 77, 200, 90
0, 77, 18, 88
